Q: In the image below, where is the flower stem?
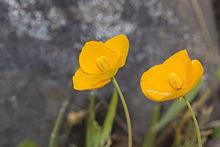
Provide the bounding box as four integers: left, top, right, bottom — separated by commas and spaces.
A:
49, 99, 69, 147
183, 96, 202, 147
112, 77, 132, 147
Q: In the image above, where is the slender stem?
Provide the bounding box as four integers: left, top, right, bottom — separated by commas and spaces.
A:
191, 0, 217, 50
49, 99, 69, 147
143, 103, 161, 147
183, 96, 202, 147
112, 77, 132, 147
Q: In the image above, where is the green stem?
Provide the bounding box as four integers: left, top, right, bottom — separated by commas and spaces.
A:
112, 77, 132, 147
183, 96, 202, 147
49, 99, 69, 147
143, 103, 161, 147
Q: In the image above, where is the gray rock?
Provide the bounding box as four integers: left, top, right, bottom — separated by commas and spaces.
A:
0, 0, 219, 146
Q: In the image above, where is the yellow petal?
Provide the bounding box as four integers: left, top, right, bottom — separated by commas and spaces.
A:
140, 50, 203, 102
140, 65, 180, 102
184, 59, 203, 95
162, 50, 192, 84
93, 69, 118, 82
73, 68, 111, 90
79, 41, 118, 74
105, 34, 129, 68
159, 90, 183, 102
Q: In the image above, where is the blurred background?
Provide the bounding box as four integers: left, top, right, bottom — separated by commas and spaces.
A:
0, 0, 220, 146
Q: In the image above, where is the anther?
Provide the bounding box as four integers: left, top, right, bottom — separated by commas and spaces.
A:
96, 56, 111, 72
168, 72, 183, 90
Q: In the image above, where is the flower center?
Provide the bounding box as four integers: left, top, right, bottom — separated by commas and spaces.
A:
96, 56, 111, 72
168, 72, 183, 90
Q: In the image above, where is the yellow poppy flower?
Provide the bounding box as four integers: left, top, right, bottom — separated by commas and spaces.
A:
73, 34, 129, 90
140, 50, 203, 102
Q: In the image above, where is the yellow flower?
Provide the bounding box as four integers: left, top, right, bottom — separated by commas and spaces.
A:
140, 50, 203, 102
73, 34, 129, 90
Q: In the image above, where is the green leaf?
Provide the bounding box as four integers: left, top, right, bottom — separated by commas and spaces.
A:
91, 121, 102, 147
17, 140, 39, 147
212, 122, 220, 138
217, 67, 220, 83
154, 79, 204, 132
86, 92, 96, 147
86, 92, 102, 147
100, 88, 118, 145
143, 103, 161, 147
73, 61, 80, 72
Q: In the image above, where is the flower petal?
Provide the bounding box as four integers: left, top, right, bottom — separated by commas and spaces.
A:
73, 68, 111, 90
140, 65, 180, 102
105, 34, 129, 68
79, 41, 118, 74
184, 59, 203, 94
93, 69, 118, 82
162, 50, 192, 84
159, 90, 183, 102
140, 50, 203, 102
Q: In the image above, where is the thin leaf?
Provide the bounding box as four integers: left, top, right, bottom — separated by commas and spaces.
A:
86, 92, 102, 147
212, 126, 220, 138
86, 92, 96, 147
73, 61, 80, 72
154, 79, 204, 132
143, 103, 161, 147
211, 120, 220, 138
92, 121, 102, 147
17, 140, 39, 147
217, 67, 220, 83
100, 88, 118, 145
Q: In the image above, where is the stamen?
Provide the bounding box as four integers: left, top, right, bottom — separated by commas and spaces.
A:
96, 56, 111, 72
168, 72, 183, 90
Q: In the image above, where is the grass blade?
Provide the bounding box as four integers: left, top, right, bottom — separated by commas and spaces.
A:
86, 92, 106, 147
143, 103, 161, 147
17, 140, 39, 147
86, 92, 96, 147
100, 88, 118, 145
217, 67, 220, 83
